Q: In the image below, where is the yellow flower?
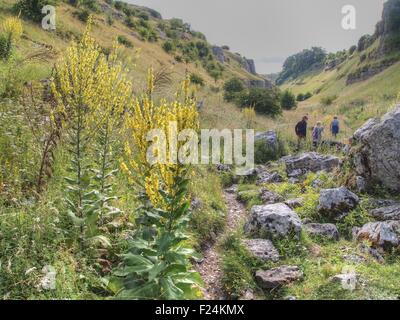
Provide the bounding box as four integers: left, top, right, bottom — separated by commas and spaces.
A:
1, 16, 23, 41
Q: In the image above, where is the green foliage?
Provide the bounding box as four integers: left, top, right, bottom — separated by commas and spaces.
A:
221, 233, 261, 299
75, 9, 90, 23
14, 0, 59, 23
280, 89, 297, 110
117, 35, 133, 48
297, 92, 312, 101
223, 78, 245, 102
162, 40, 175, 53
237, 88, 282, 117
0, 34, 12, 61
111, 177, 203, 299
276, 47, 326, 84
189, 73, 204, 86
254, 136, 287, 164
320, 95, 337, 106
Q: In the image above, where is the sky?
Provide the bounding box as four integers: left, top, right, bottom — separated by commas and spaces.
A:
127, 0, 385, 74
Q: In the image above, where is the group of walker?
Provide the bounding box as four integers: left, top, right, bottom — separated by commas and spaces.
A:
295, 116, 340, 149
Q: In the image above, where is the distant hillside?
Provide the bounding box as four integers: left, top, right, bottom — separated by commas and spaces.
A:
277, 0, 400, 103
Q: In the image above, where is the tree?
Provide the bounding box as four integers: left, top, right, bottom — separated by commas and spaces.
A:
280, 90, 297, 110
223, 78, 245, 102
238, 88, 281, 117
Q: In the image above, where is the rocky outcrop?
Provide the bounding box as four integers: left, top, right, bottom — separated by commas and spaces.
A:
352, 105, 400, 192
318, 187, 359, 220
242, 239, 279, 262
255, 131, 279, 157
242, 58, 257, 74
244, 79, 273, 89
255, 266, 303, 289
304, 223, 340, 241
356, 220, 400, 250
259, 188, 284, 204
370, 204, 400, 221
283, 152, 340, 177
212, 46, 225, 64
244, 203, 302, 239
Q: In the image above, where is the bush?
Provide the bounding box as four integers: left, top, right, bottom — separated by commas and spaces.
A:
349, 45, 357, 55
297, 93, 304, 101
14, 0, 59, 23
75, 9, 90, 22
223, 78, 245, 102
117, 35, 133, 48
189, 73, 204, 86
280, 90, 297, 110
254, 135, 287, 164
320, 95, 337, 106
238, 88, 282, 117
162, 40, 175, 53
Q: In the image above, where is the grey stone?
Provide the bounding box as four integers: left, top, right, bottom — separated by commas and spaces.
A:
317, 187, 359, 220
370, 204, 400, 221
212, 46, 225, 64
356, 220, 400, 250
242, 239, 279, 262
259, 188, 284, 204
330, 273, 358, 290
255, 131, 279, 157
256, 171, 283, 185
255, 266, 303, 289
352, 105, 400, 192
356, 176, 367, 193
244, 203, 302, 239
284, 152, 340, 177
304, 223, 340, 241
285, 198, 304, 209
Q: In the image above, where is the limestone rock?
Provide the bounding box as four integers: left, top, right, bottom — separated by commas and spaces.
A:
255, 266, 303, 289
259, 188, 284, 204
285, 198, 304, 209
356, 220, 400, 250
304, 223, 340, 241
317, 187, 359, 220
284, 152, 340, 177
242, 239, 279, 262
352, 105, 400, 192
244, 203, 302, 239
369, 204, 400, 221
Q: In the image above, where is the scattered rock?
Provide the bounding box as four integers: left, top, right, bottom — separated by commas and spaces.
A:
225, 185, 238, 194
330, 273, 357, 290
356, 220, 400, 250
355, 176, 367, 193
304, 223, 340, 241
190, 197, 202, 211
38, 265, 56, 291
343, 253, 367, 264
288, 169, 304, 178
288, 177, 300, 184
358, 243, 385, 263
284, 152, 340, 177
352, 105, 400, 192
256, 168, 283, 185
284, 296, 297, 300
255, 131, 279, 155
311, 178, 324, 188
317, 187, 359, 220
259, 188, 284, 204
285, 198, 304, 209
245, 203, 302, 239
216, 164, 231, 172
240, 290, 256, 300
370, 204, 400, 221
212, 46, 225, 63
242, 239, 280, 262
255, 266, 303, 289
352, 227, 361, 241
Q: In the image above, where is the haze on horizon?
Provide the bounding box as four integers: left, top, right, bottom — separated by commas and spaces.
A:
127, 0, 385, 74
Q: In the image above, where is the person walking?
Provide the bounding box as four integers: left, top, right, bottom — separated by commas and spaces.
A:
312, 121, 324, 148
330, 116, 340, 139
295, 116, 308, 150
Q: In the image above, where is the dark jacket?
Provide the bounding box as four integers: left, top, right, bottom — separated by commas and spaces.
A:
295, 120, 307, 137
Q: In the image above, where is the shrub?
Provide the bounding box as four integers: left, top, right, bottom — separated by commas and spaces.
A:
189, 73, 204, 86
304, 92, 312, 100
297, 93, 304, 101
223, 78, 245, 102
320, 95, 337, 106
117, 35, 133, 48
349, 45, 357, 55
280, 89, 297, 110
254, 135, 287, 164
124, 16, 136, 28
162, 40, 175, 53
13, 0, 59, 23
138, 11, 149, 21
238, 88, 282, 117
75, 9, 90, 22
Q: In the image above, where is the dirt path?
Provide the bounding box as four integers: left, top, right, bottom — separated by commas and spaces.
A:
196, 187, 247, 300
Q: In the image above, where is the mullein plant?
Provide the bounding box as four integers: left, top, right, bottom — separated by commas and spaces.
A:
110, 72, 203, 299
51, 18, 132, 249
0, 16, 22, 60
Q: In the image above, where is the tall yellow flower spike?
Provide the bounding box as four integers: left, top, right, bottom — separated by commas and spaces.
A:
1, 16, 23, 41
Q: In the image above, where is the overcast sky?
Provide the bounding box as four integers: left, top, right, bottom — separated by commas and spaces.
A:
127, 0, 385, 74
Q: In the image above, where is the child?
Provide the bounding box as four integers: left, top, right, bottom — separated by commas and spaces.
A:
312, 122, 324, 148
330, 116, 340, 138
